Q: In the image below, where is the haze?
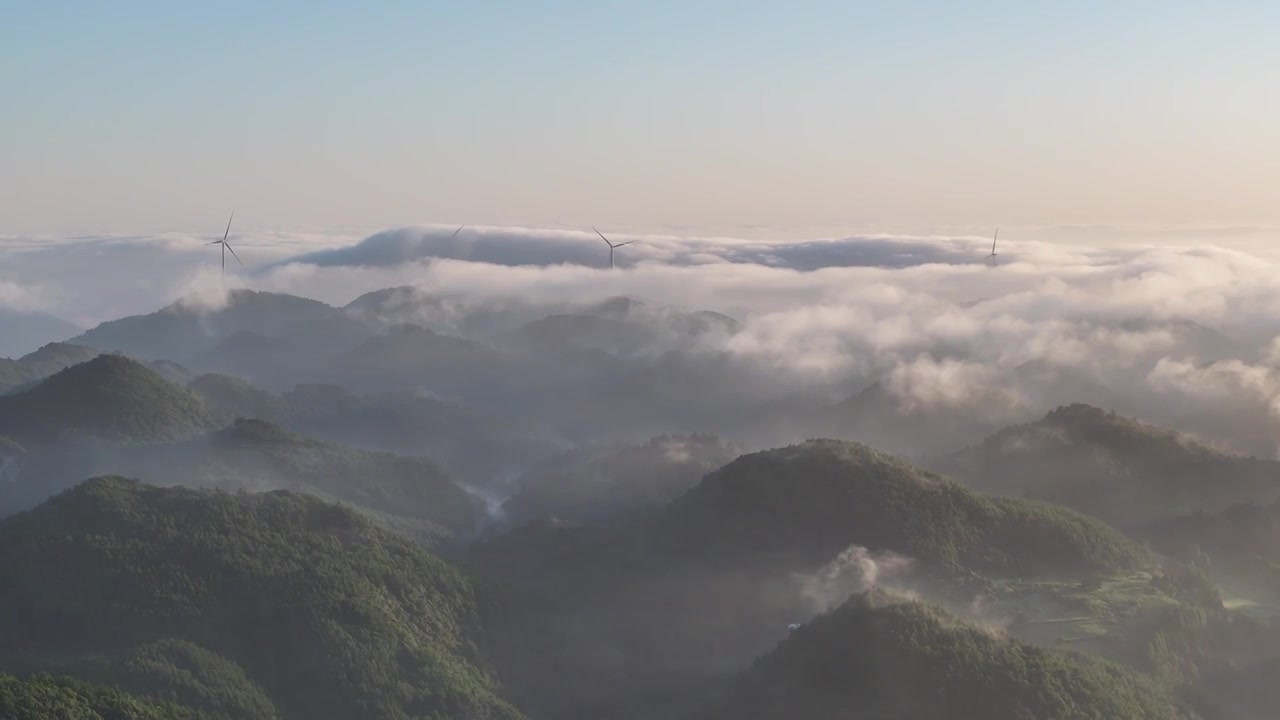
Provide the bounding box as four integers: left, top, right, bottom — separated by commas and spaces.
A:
4, 3, 1280, 720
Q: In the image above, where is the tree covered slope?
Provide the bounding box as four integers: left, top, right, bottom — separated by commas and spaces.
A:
696, 591, 1196, 720
0, 477, 525, 720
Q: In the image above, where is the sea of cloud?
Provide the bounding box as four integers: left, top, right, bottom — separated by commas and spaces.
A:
4, 224, 1280, 454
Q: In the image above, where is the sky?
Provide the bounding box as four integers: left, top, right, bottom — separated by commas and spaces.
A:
3, 1, 1278, 237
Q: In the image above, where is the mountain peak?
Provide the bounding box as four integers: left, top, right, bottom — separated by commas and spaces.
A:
663, 438, 1147, 577
17, 341, 99, 365
0, 354, 214, 445
700, 591, 1189, 720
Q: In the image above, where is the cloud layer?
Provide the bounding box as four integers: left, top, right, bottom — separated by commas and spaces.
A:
6, 224, 1280, 456
281, 225, 998, 271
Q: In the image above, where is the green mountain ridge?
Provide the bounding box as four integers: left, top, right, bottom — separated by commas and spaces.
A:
470, 439, 1156, 719
0, 477, 525, 720
0, 672, 209, 720
118, 418, 488, 544
696, 590, 1196, 720
0, 342, 101, 394
942, 403, 1280, 530
0, 354, 215, 446
658, 439, 1150, 578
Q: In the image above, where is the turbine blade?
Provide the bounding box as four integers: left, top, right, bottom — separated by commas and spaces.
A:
225, 242, 243, 266
593, 226, 612, 246
991, 228, 998, 254
223, 211, 235, 243
450, 225, 465, 238
615, 241, 634, 247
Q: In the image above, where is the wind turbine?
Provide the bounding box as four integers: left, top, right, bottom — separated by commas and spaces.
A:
987, 228, 999, 265
209, 212, 243, 280
593, 226, 633, 269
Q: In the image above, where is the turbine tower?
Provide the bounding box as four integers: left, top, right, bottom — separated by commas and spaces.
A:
209, 212, 243, 280
593, 227, 633, 269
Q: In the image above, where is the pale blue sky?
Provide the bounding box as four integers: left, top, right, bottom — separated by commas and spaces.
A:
3, 1, 1277, 236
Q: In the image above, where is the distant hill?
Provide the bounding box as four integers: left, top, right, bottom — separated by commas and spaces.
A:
325, 323, 511, 399
1143, 498, 1280, 601
498, 300, 740, 358
191, 330, 299, 386
13, 341, 100, 376
818, 379, 1026, 462
501, 434, 743, 527
941, 403, 1280, 529
72, 290, 372, 370
0, 342, 100, 393
280, 383, 556, 490
188, 373, 285, 424
0, 309, 81, 360
697, 591, 1195, 720
0, 354, 215, 446
118, 418, 487, 544
0, 477, 525, 720
478, 440, 1152, 603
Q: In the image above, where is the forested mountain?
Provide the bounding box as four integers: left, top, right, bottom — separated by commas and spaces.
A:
0, 342, 101, 393
0, 673, 208, 720
188, 373, 285, 424
1145, 499, 1280, 599
941, 403, 1280, 530
71, 290, 366, 363
469, 440, 1158, 718
0, 354, 215, 445
655, 439, 1150, 577
0, 478, 525, 720
696, 591, 1195, 720
9, 288, 1280, 720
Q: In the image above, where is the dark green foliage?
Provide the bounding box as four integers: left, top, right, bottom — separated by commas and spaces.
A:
0, 355, 215, 445
0, 672, 206, 720
99, 641, 278, 720
471, 440, 1155, 718
663, 439, 1150, 578
698, 591, 1196, 720
0, 478, 524, 720
0, 342, 100, 394
9, 640, 279, 720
